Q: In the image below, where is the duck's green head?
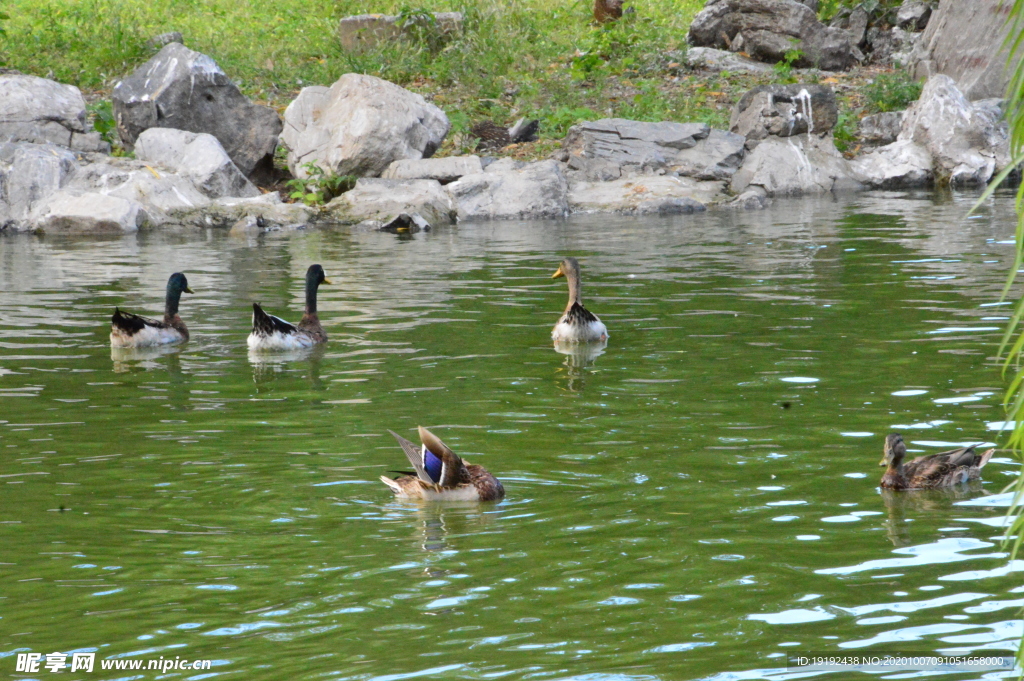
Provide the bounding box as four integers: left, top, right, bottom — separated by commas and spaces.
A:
881, 432, 905, 467
306, 264, 332, 288
167, 273, 194, 296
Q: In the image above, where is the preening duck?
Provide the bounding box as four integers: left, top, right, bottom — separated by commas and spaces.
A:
551, 257, 608, 343
110, 273, 193, 348
248, 264, 331, 351
880, 432, 994, 490
380, 427, 505, 502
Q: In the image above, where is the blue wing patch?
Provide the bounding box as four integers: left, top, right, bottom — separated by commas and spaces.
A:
422, 445, 443, 484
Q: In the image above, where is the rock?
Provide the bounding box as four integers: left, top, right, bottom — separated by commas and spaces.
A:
911, 0, 1021, 100
69, 160, 210, 218
671, 129, 747, 180
731, 84, 838, 141
685, 46, 774, 73
731, 186, 772, 210
899, 74, 1009, 185
338, 12, 463, 51
380, 212, 432, 233
446, 160, 569, 220
830, 6, 869, 47
31, 192, 145, 233
858, 111, 903, 146
112, 43, 282, 184
134, 128, 259, 199
866, 26, 917, 65
325, 178, 455, 225
280, 74, 449, 179
381, 155, 483, 184
562, 118, 712, 179
184, 193, 313, 229
568, 175, 723, 214
730, 133, 862, 196
896, 2, 931, 31
147, 31, 184, 48
0, 74, 108, 152
849, 139, 933, 188
687, 0, 861, 71
0, 142, 78, 224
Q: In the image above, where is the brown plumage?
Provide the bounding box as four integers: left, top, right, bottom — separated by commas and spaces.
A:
380, 427, 505, 502
593, 0, 624, 23
879, 433, 994, 490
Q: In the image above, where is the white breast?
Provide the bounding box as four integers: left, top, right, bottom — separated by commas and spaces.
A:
247, 330, 315, 351
551, 318, 609, 343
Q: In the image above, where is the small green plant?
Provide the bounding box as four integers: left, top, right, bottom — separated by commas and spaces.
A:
832, 110, 858, 152
772, 48, 803, 81
864, 72, 922, 113
285, 163, 356, 206
541, 105, 599, 137
396, 7, 446, 51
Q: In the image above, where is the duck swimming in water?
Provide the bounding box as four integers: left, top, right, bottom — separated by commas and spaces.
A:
879, 432, 994, 490
110, 273, 193, 348
248, 264, 331, 351
550, 257, 608, 343
380, 427, 505, 502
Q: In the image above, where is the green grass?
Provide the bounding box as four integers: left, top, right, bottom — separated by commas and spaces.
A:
0, 0, 724, 144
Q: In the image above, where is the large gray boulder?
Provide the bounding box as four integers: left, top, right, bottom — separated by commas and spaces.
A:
0, 143, 78, 225
672, 129, 747, 180
849, 139, 933, 188
446, 160, 569, 220
134, 128, 260, 199
112, 43, 283, 184
900, 75, 1009, 185
911, 0, 1019, 100
730, 133, 862, 196
731, 84, 838, 141
325, 178, 455, 225
0, 75, 108, 152
687, 0, 861, 71
281, 74, 449, 179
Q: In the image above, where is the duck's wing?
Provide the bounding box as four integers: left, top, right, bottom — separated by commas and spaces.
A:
389, 430, 436, 484
252, 303, 297, 336
388, 428, 465, 488
562, 301, 600, 326
905, 445, 984, 484
112, 308, 165, 334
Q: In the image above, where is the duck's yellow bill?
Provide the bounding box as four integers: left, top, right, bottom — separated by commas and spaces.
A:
878, 457, 887, 466
184, 286, 195, 294
551, 266, 565, 279
322, 278, 333, 285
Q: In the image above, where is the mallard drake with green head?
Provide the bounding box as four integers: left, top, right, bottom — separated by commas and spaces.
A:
880, 432, 994, 490
248, 264, 331, 351
110, 273, 193, 348
380, 427, 505, 502
551, 257, 608, 343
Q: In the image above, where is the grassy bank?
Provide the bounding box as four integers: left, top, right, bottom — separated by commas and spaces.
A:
0, 0, 916, 159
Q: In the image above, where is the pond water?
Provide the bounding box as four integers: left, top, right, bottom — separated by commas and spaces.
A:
1, 192, 1022, 680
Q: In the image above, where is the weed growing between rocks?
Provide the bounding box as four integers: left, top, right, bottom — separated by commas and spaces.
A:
863, 71, 923, 113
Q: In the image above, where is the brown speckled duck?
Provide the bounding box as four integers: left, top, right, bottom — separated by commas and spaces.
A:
380, 427, 505, 502
880, 432, 994, 490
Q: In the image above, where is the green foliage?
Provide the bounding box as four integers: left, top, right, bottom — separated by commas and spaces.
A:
832, 110, 857, 152
863, 72, 922, 113
772, 48, 803, 82
540, 105, 599, 137
285, 163, 356, 205
817, 0, 902, 23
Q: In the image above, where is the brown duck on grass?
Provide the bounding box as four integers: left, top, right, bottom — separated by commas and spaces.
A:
879, 432, 994, 490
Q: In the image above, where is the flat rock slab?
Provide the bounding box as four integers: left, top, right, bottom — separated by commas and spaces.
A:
31, 191, 144, 233
112, 43, 282, 184
686, 46, 774, 73
446, 160, 569, 220
281, 74, 449, 179
135, 128, 259, 199
568, 175, 724, 214
325, 178, 455, 225
381, 155, 483, 184
0, 74, 107, 152
562, 118, 714, 179
338, 12, 463, 51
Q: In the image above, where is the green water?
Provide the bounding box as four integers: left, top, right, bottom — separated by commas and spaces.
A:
1, 192, 1022, 680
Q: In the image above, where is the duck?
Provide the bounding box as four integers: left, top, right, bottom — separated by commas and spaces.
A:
551, 257, 608, 343
879, 432, 994, 490
380, 427, 505, 502
110, 273, 193, 348
248, 264, 331, 351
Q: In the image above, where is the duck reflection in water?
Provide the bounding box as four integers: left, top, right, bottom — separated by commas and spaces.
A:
381, 500, 497, 553
111, 344, 185, 373
248, 345, 326, 391
880, 483, 990, 547
554, 338, 607, 391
